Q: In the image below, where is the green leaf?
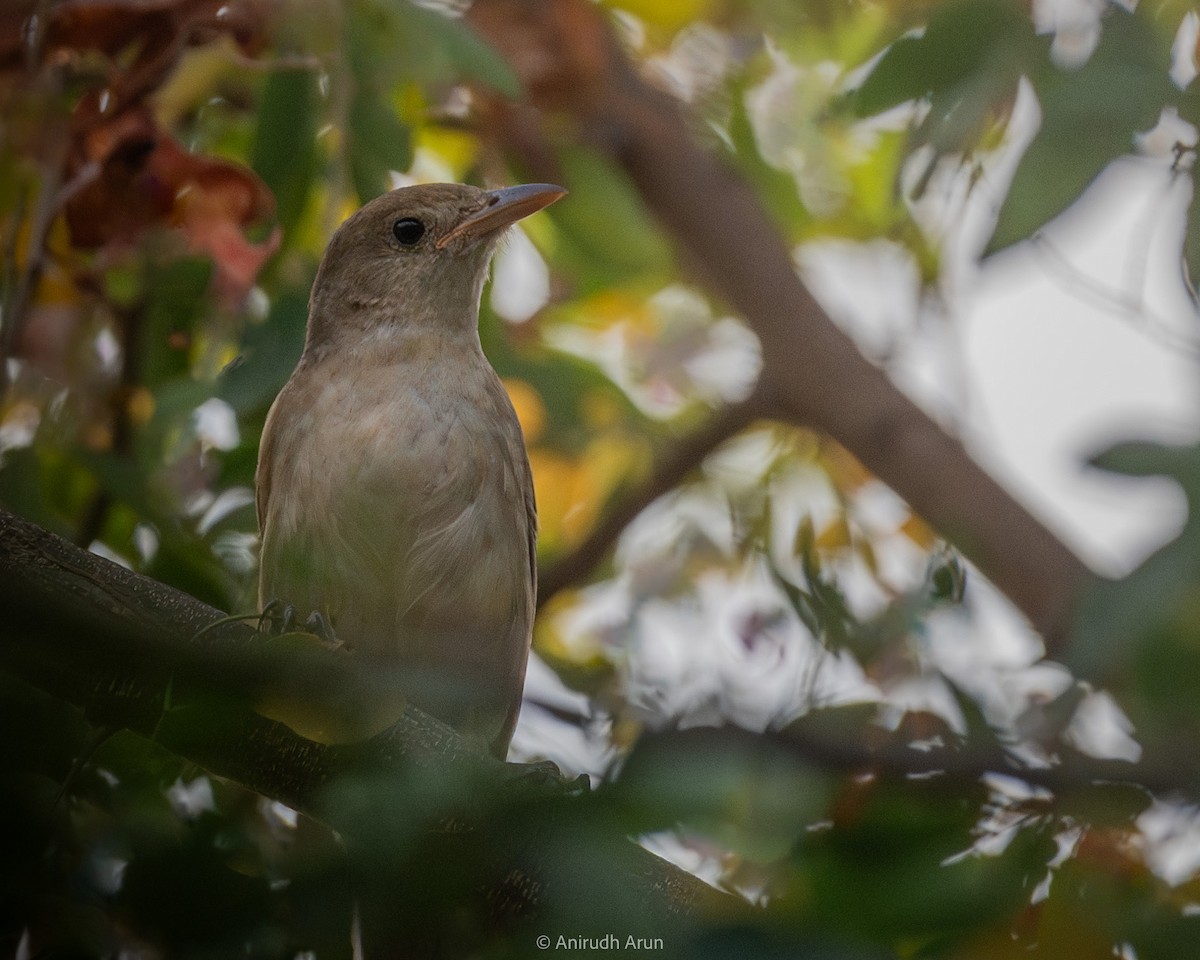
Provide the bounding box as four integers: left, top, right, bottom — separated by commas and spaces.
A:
340, 0, 521, 202
928, 548, 968, 604
794, 779, 1055, 939
140, 257, 214, 389
398, 1, 521, 98
773, 546, 860, 653
0, 672, 89, 779
477, 308, 643, 448
347, 84, 412, 203
609, 727, 834, 862
987, 8, 1177, 254
941, 675, 1002, 748
546, 147, 674, 291
726, 75, 810, 237
1048, 857, 1200, 959
251, 68, 321, 238
351, 0, 521, 95
1067, 441, 1200, 677
219, 288, 308, 414
143, 531, 242, 611
854, 0, 1035, 118
345, 4, 415, 202
117, 827, 272, 948
1056, 779, 1153, 826
0, 447, 69, 536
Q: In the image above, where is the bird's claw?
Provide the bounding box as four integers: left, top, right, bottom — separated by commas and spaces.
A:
258, 599, 339, 648
258, 598, 301, 635
302, 611, 340, 648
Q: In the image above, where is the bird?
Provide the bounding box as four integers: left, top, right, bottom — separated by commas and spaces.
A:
255, 182, 565, 760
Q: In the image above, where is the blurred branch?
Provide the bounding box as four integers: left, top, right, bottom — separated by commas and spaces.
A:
0, 3, 101, 390
0, 153, 98, 393
469, 0, 1093, 655
771, 718, 1200, 803
1032, 233, 1200, 359
73, 292, 145, 547
0, 508, 738, 924
539, 398, 758, 606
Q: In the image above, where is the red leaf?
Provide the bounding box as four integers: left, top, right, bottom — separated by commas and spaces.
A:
2, 0, 270, 77
65, 105, 278, 302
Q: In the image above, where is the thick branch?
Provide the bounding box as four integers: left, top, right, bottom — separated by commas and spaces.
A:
470, 0, 1093, 654
0, 508, 733, 923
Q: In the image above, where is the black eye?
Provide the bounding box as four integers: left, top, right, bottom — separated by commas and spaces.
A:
392, 218, 425, 245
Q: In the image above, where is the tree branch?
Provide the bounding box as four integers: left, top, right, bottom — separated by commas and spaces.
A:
469, 0, 1093, 655
539, 398, 759, 606
0, 508, 736, 924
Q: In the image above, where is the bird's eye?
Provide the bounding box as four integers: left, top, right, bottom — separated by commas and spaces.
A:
392, 218, 425, 246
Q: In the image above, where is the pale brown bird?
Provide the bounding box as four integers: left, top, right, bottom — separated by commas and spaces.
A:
256, 182, 564, 759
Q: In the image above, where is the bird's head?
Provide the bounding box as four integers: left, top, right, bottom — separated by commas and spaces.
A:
305, 182, 565, 349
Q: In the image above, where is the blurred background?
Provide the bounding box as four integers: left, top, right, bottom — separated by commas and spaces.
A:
3, 0, 1200, 957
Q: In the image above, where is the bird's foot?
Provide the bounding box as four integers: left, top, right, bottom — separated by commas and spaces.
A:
258, 599, 340, 649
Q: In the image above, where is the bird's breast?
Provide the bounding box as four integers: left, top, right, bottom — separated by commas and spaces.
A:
260, 355, 533, 657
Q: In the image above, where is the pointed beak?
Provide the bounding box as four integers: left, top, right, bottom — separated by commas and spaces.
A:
437, 183, 567, 249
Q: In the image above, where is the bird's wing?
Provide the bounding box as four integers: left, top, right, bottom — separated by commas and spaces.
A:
388, 377, 536, 758
396, 408, 531, 631
492, 376, 538, 756
255, 403, 278, 537
492, 451, 537, 757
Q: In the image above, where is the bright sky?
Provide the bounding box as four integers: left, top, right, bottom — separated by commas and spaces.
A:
964, 158, 1199, 576
803, 151, 1200, 582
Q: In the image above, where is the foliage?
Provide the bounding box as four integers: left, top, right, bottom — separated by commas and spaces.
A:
2, 0, 1200, 957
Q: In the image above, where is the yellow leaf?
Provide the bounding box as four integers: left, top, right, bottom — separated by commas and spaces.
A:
152, 36, 244, 128
34, 261, 80, 308
564, 433, 642, 542
126, 387, 156, 427
533, 590, 617, 694
503, 377, 547, 444
856, 536, 878, 576
822, 443, 873, 492
413, 123, 479, 179
581, 388, 623, 429
899, 513, 936, 549
252, 633, 410, 744
529, 433, 644, 552
577, 289, 651, 331
815, 515, 852, 551
529, 449, 579, 553
602, 0, 713, 33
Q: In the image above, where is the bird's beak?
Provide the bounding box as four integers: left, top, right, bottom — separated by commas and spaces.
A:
437, 183, 567, 249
